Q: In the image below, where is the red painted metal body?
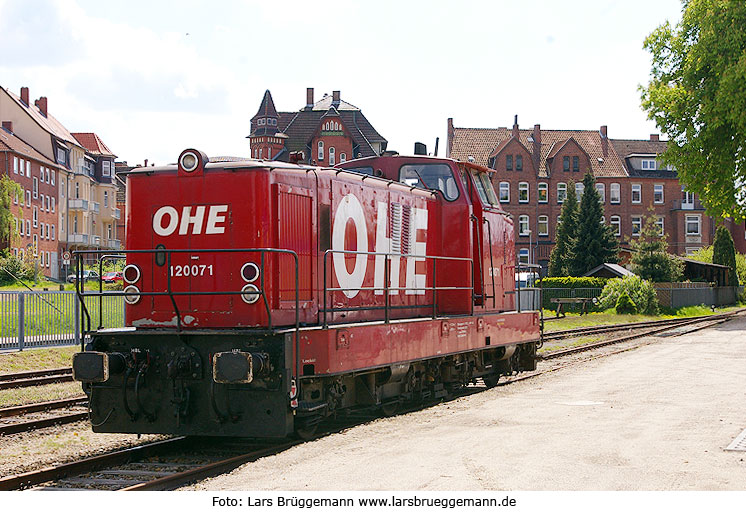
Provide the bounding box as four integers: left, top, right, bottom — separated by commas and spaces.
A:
123, 153, 537, 377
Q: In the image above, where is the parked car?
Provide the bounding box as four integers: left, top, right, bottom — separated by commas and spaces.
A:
102, 271, 124, 283
67, 270, 100, 283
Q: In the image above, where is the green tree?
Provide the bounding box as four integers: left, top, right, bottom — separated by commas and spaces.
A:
640, 0, 746, 219
712, 226, 739, 285
688, 245, 746, 285
548, 183, 578, 277
629, 210, 684, 282
569, 172, 619, 275
0, 175, 23, 246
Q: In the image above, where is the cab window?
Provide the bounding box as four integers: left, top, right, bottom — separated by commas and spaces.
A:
399, 164, 459, 201
461, 166, 499, 208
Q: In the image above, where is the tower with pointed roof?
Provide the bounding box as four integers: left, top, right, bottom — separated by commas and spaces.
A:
247, 88, 387, 165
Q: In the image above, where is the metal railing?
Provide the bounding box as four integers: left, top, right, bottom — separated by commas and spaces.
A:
321, 249, 474, 328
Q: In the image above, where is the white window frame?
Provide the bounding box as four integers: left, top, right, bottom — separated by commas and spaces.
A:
596, 183, 605, 203
656, 216, 664, 236
33, 235, 38, 256
33, 177, 38, 199
518, 248, 529, 264
329, 147, 335, 167
631, 184, 642, 204
499, 181, 510, 203
538, 182, 548, 203
103, 161, 111, 177
641, 159, 656, 170
518, 215, 530, 236
654, 184, 664, 204
318, 141, 324, 160
33, 206, 38, 228
13, 157, 18, 174
340, 152, 346, 163
610, 183, 620, 204
51, 224, 55, 241
557, 182, 567, 204
104, 191, 109, 208
25, 220, 30, 236
575, 182, 584, 202
26, 161, 30, 177
51, 197, 55, 213
26, 190, 31, 206
610, 215, 621, 236
538, 215, 549, 236
686, 214, 701, 236
632, 216, 642, 236
51, 170, 55, 186
518, 182, 529, 203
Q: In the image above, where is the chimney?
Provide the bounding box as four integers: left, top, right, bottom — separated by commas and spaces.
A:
306, 88, 314, 109
446, 118, 454, 158
332, 90, 340, 107
1, 121, 13, 133
532, 124, 541, 170
650, 133, 659, 142
512, 115, 519, 139
600, 125, 608, 156
35, 97, 48, 117
20, 87, 29, 106
144, 159, 148, 167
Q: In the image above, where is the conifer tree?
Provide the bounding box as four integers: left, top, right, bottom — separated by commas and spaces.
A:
548, 183, 578, 277
569, 172, 619, 276
712, 226, 739, 286
629, 210, 683, 282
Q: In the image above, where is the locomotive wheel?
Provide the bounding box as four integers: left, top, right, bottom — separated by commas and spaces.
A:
483, 374, 500, 389
380, 399, 401, 417
295, 422, 319, 441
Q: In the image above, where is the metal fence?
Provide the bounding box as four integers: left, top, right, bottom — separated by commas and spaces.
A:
541, 288, 604, 312
655, 286, 739, 308
0, 290, 125, 351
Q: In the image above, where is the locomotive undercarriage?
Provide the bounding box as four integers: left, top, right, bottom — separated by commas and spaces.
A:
77, 330, 537, 438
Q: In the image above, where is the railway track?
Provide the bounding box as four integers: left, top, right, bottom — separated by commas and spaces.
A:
0, 308, 741, 491
0, 368, 74, 390
543, 314, 712, 341
0, 396, 88, 436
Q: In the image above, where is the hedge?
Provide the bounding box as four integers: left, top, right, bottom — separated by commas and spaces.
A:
537, 276, 608, 312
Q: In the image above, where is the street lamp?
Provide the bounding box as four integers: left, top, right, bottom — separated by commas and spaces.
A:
526, 229, 532, 265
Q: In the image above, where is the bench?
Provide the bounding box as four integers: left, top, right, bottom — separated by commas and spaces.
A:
550, 297, 595, 317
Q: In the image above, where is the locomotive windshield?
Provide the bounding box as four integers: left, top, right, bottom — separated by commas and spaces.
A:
399, 164, 459, 201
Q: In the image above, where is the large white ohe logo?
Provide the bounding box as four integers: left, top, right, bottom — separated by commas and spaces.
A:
332, 194, 368, 298
332, 193, 428, 299
153, 205, 228, 236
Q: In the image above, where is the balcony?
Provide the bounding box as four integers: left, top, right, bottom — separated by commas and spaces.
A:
68, 198, 89, 211
91, 201, 100, 214
113, 208, 121, 220
672, 199, 705, 210
68, 233, 89, 244
104, 239, 122, 249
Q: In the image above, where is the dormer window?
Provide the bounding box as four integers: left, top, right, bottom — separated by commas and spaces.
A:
641, 159, 656, 170
258, 118, 266, 125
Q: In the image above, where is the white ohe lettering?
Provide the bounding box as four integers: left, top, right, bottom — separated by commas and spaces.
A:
153, 205, 228, 236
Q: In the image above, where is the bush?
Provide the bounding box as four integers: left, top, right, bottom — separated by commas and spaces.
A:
0, 254, 35, 283
598, 275, 659, 315
615, 292, 637, 314
537, 277, 608, 289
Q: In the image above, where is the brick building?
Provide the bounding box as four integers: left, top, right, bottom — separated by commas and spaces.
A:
447, 117, 745, 270
0, 123, 61, 276
248, 88, 387, 166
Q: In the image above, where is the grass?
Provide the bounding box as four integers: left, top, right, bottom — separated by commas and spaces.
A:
0, 382, 83, 408
0, 345, 77, 374
543, 303, 745, 332
542, 336, 602, 353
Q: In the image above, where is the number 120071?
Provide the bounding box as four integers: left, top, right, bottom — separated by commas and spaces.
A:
170, 264, 214, 277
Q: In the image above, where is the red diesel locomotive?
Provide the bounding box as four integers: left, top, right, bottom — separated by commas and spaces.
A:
72, 149, 541, 437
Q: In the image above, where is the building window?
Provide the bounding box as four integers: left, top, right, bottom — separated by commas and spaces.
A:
33, 177, 38, 199
51, 224, 55, 240
557, 183, 567, 203
33, 235, 38, 256
318, 141, 324, 161
25, 220, 30, 235
33, 206, 38, 228
506, 155, 513, 171
632, 216, 642, 236
51, 197, 55, 213
656, 216, 665, 236
610, 183, 620, 204
103, 161, 111, 177
641, 159, 656, 170
538, 215, 549, 236
13, 157, 18, 174
686, 215, 701, 235
45, 223, 50, 239
518, 182, 529, 203
654, 184, 664, 204
258, 118, 265, 125
61, 179, 65, 198
26, 160, 30, 177
51, 170, 55, 185
518, 215, 530, 236
575, 182, 584, 202
596, 183, 605, 203
26, 190, 31, 206
340, 153, 346, 163
518, 248, 529, 264
107, 224, 112, 240
329, 147, 335, 166
572, 156, 579, 172
563, 156, 569, 172
46, 195, 50, 212
14, 190, 18, 204
516, 155, 523, 171
499, 182, 510, 203
631, 184, 642, 204
18, 218, 23, 236
538, 182, 548, 203
73, 215, 78, 234
104, 191, 109, 207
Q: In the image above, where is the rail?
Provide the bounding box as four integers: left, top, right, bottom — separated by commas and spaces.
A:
321, 249, 474, 328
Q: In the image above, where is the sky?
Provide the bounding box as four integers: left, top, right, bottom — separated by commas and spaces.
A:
0, 0, 684, 166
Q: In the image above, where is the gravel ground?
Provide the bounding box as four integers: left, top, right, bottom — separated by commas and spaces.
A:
0, 420, 166, 478
190, 316, 746, 491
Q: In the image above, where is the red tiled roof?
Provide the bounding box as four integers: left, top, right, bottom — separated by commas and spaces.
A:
0, 128, 59, 168
449, 126, 629, 178
71, 132, 115, 156
2, 86, 80, 147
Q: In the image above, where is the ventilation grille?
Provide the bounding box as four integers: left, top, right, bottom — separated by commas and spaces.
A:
389, 203, 411, 255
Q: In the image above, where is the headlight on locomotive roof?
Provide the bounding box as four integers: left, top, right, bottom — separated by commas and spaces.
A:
123, 264, 141, 284
180, 151, 199, 172
241, 262, 260, 283
241, 284, 261, 304
123, 285, 141, 305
